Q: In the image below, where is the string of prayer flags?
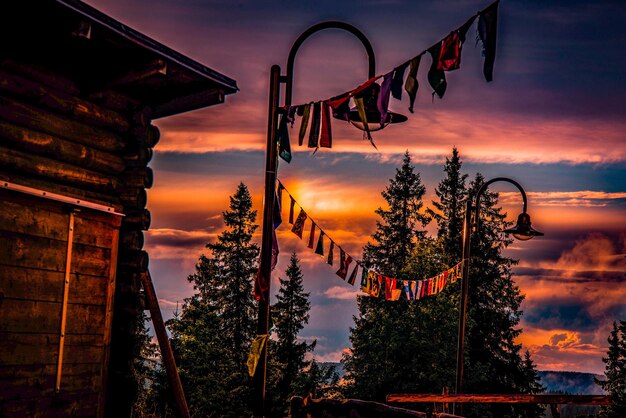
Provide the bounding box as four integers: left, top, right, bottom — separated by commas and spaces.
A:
279, 1, 499, 157
277, 179, 465, 303
478, 0, 499, 82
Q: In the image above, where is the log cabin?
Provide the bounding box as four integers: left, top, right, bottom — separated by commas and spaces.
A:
0, 0, 238, 416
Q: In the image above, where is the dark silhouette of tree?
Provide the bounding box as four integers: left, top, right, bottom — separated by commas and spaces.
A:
596, 321, 626, 417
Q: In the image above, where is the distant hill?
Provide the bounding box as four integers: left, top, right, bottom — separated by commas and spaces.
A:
538, 371, 605, 395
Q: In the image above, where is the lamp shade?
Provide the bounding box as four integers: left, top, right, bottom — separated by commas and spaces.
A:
503, 212, 544, 241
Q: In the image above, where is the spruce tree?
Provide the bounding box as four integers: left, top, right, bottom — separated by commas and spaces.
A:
343, 151, 430, 401
270, 252, 315, 416
596, 321, 626, 417
427, 147, 468, 265
166, 182, 259, 417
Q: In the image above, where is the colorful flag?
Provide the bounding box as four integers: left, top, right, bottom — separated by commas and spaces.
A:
307, 222, 316, 249
336, 249, 353, 280
377, 71, 393, 126
308, 101, 321, 148
391, 62, 409, 100
289, 196, 295, 224
298, 102, 311, 146
315, 231, 325, 256
291, 209, 307, 238
404, 56, 421, 113
347, 263, 359, 286
320, 102, 332, 148
277, 113, 292, 163
478, 0, 499, 82
428, 43, 447, 99
327, 241, 334, 266
247, 334, 268, 377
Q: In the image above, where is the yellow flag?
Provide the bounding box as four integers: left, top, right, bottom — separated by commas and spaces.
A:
247, 334, 268, 377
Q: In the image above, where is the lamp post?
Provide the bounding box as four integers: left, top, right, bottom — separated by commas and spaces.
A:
253, 22, 405, 417
454, 177, 543, 413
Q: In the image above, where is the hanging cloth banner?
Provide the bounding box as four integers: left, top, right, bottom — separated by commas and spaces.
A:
277, 113, 292, 163
298, 103, 311, 146
282, 1, 499, 156
277, 179, 464, 302
404, 56, 421, 113
478, 0, 499, 82
247, 334, 269, 377
291, 209, 307, 238
315, 231, 325, 256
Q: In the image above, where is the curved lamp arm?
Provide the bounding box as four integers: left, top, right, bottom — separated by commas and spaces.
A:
284, 21, 376, 108
474, 177, 528, 227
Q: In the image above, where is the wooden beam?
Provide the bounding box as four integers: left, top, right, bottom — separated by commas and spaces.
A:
140, 270, 190, 418
152, 87, 224, 119
290, 396, 427, 418
386, 394, 611, 405
104, 59, 167, 90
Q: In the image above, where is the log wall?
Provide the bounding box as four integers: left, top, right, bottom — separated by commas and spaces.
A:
0, 60, 157, 417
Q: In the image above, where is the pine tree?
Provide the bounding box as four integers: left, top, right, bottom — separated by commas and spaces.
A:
166, 182, 259, 417
427, 147, 468, 265
343, 151, 430, 401
596, 321, 626, 417
270, 252, 315, 416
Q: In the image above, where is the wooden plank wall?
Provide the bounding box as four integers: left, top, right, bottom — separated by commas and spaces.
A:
0, 191, 120, 417
0, 59, 157, 417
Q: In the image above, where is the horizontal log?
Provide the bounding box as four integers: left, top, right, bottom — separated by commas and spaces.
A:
0, 119, 125, 174
0, 145, 121, 193
0, 95, 124, 152
122, 167, 153, 189
119, 230, 144, 251
122, 208, 151, 230
89, 90, 140, 113
0, 230, 112, 277
120, 188, 147, 209
0, 70, 130, 132
0, 266, 107, 306
129, 124, 160, 148
0, 299, 106, 334
123, 146, 153, 168
0, 189, 119, 248
118, 250, 149, 273
290, 396, 427, 418
0, 172, 122, 210
0, 59, 81, 96
386, 394, 611, 405
0, 388, 99, 417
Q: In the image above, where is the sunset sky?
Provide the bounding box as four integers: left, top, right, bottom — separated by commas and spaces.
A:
86, 0, 626, 374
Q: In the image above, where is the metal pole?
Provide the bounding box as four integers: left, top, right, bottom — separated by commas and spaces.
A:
455, 199, 473, 414
252, 64, 281, 418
